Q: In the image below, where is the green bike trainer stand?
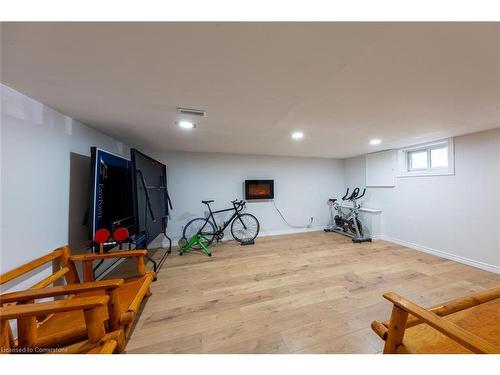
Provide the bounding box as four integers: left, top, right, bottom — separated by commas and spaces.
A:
179, 233, 212, 257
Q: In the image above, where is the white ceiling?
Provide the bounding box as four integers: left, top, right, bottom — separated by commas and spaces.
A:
2, 22, 499, 158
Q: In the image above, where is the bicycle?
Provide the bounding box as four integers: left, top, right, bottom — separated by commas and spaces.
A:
179, 199, 260, 256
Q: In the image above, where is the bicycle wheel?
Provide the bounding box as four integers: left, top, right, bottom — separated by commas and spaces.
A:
231, 213, 260, 243
182, 218, 216, 250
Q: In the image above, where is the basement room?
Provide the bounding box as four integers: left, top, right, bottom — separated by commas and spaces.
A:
0, 4, 499, 370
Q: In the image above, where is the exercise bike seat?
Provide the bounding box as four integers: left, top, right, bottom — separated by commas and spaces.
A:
328, 198, 337, 203
202, 200, 214, 204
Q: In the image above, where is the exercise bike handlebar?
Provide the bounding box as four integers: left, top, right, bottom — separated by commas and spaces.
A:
356, 188, 366, 200
333, 187, 366, 203
347, 187, 366, 201
341, 188, 350, 200
348, 187, 360, 200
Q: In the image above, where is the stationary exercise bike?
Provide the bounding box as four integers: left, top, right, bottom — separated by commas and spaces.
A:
324, 187, 372, 243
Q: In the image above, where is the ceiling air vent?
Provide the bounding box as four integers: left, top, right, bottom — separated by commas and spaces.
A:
177, 107, 207, 117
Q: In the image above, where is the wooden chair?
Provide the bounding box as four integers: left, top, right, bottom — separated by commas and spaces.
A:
0, 295, 126, 354
371, 288, 500, 354
69, 246, 156, 337
0, 245, 155, 350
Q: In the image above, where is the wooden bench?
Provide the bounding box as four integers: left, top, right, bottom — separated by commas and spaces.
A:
371, 288, 500, 354
0, 245, 155, 351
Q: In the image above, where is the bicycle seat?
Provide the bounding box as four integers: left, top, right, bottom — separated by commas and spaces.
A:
328, 198, 337, 203
202, 200, 214, 204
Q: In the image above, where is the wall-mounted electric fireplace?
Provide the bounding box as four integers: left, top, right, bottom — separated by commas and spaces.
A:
245, 180, 274, 200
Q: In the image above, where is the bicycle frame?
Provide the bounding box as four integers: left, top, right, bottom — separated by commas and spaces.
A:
198, 201, 247, 236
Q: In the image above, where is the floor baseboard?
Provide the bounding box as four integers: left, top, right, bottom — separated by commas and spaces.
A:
379, 235, 500, 275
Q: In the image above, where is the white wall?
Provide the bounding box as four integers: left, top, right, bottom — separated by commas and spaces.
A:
344, 155, 366, 189
0, 84, 130, 291
343, 128, 500, 273
144, 150, 345, 244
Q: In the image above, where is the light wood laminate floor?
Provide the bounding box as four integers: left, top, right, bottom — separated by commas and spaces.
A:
110, 231, 500, 353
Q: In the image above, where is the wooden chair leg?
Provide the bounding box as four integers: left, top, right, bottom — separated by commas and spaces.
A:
135, 256, 146, 276
107, 288, 122, 331
83, 260, 94, 282
383, 305, 409, 354
83, 308, 106, 343
17, 316, 37, 348
1, 320, 11, 352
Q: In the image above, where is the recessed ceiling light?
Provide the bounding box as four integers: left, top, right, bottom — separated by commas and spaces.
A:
178, 121, 195, 130
369, 138, 382, 145
291, 131, 304, 140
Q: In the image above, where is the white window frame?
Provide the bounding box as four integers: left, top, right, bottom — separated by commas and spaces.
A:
397, 138, 455, 177
407, 149, 429, 171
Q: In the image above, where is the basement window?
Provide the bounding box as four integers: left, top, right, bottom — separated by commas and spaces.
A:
398, 138, 454, 177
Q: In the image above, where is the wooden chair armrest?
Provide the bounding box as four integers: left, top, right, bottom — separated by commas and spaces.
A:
0, 249, 63, 285
0, 295, 109, 320
371, 320, 388, 340
70, 250, 147, 262
126, 272, 155, 314
383, 292, 500, 354
0, 279, 124, 304
382, 287, 500, 329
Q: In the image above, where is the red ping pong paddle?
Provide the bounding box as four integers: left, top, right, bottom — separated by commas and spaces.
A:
94, 228, 110, 253
113, 227, 129, 243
